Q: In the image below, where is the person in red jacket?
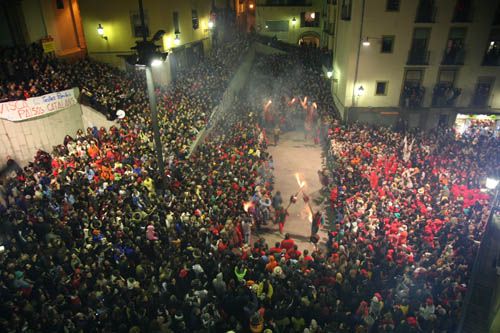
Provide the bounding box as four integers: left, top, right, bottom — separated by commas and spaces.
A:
280, 233, 295, 251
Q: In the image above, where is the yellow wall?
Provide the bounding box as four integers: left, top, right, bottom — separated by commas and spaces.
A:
255, 0, 323, 45
78, 0, 213, 68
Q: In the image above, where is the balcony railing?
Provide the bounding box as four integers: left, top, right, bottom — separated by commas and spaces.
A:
482, 50, 500, 66
470, 90, 491, 108
452, 0, 474, 22
415, 5, 437, 23
442, 48, 465, 65
401, 83, 426, 108
407, 48, 430, 65
432, 84, 462, 107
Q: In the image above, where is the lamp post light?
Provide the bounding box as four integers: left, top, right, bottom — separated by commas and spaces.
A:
126, 0, 168, 190
97, 24, 108, 40
356, 85, 365, 97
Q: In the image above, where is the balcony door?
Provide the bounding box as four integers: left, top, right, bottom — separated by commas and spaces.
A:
471, 77, 494, 108
401, 69, 425, 108
408, 28, 431, 65
443, 28, 466, 65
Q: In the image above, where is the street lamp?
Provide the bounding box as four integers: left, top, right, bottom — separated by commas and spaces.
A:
97, 24, 108, 40
356, 86, 365, 96
126, 0, 168, 190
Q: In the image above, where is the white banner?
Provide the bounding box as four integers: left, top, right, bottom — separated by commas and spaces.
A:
0, 89, 77, 122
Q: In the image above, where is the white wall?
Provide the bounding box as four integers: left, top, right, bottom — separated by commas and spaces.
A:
0, 91, 118, 166
0, 102, 83, 166
81, 104, 117, 129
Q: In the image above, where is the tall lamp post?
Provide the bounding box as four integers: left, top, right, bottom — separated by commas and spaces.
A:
127, 0, 168, 189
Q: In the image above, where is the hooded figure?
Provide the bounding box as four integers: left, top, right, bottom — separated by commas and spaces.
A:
146, 224, 158, 241
212, 272, 226, 297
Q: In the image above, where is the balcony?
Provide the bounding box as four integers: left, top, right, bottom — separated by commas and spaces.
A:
432, 84, 462, 107
442, 47, 465, 65
401, 83, 426, 108
452, 0, 473, 22
407, 48, 430, 65
415, 4, 436, 23
471, 90, 491, 108
482, 50, 500, 66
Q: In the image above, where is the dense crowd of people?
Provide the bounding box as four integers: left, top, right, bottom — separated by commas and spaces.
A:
0, 35, 498, 333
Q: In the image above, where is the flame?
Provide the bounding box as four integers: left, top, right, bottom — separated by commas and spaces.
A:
312, 102, 317, 109
308, 207, 313, 223
266, 100, 272, 106
243, 201, 254, 213
291, 97, 296, 104
295, 173, 306, 189
299, 206, 313, 223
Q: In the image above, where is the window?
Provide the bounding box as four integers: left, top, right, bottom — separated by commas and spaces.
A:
173, 11, 180, 34
192, 10, 199, 30
386, 0, 400, 11
493, 5, 500, 25
433, 69, 460, 107
471, 77, 494, 107
300, 12, 320, 27
376, 81, 388, 95
341, 0, 352, 20
483, 29, 500, 66
130, 11, 150, 37
381, 36, 394, 53
452, 0, 473, 22
265, 20, 289, 32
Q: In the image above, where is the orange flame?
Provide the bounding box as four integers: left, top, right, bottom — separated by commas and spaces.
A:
308, 207, 313, 223
295, 173, 306, 189
243, 201, 254, 213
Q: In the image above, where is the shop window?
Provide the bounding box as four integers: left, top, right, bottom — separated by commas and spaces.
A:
265, 20, 289, 32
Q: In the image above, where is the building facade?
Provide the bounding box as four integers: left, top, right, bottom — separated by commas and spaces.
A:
254, 0, 326, 47
331, 0, 500, 129
1, 0, 215, 85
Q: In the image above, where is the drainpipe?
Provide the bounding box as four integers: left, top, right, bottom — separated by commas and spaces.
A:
349, 0, 366, 123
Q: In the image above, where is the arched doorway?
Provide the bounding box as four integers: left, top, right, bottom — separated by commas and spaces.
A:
298, 31, 320, 48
